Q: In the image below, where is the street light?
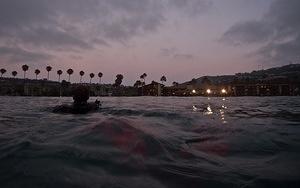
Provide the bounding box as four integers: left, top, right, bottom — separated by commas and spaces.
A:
221, 89, 227, 94
192, 89, 196, 94
206, 89, 211, 94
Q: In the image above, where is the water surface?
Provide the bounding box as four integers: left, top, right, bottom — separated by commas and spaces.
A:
0, 96, 300, 188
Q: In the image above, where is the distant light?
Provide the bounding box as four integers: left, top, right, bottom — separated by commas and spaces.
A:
192, 89, 196, 94
206, 89, 211, 94
221, 89, 227, 94
205, 105, 213, 115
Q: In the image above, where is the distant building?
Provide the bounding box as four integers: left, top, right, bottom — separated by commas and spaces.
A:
163, 84, 189, 96
231, 77, 300, 96
1, 63, 300, 97
143, 81, 164, 96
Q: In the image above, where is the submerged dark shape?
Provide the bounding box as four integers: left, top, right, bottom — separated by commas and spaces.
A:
53, 85, 101, 114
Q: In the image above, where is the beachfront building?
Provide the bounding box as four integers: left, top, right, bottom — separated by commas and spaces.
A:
142, 81, 164, 96
231, 83, 299, 96
230, 75, 300, 96
163, 84, 231, 96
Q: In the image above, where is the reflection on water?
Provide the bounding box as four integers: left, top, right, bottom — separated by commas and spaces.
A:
0, 96, 300, 188
200, 97, 227, 123
220, 98, 228, 124
192, 105, 197, 112
205, 105, 213, 115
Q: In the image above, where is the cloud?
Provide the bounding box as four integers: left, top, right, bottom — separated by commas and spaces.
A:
221, 0, 300, 64
0, 0, 165, 51
0, 0, 212, 65
170, 0, 213, 16
92, 38, 110, 47
160, 48, 194, 60
0, 0, 212, 48
221, 21, 273, 45
0, 46, 53, 63
18, 27, 93, 50
160, 48, 177, 57
69, 55, 84, 60
174, 54, 194, 60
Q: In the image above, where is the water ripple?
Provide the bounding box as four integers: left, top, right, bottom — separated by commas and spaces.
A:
0, 96, 300, 187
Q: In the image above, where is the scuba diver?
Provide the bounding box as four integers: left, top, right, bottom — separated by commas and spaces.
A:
53, 85, 101, 114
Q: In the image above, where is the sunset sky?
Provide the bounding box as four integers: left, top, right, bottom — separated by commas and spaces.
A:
0, 0, 299, 85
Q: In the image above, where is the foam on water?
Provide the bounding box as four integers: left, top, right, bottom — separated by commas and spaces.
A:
0, 96, 300, 188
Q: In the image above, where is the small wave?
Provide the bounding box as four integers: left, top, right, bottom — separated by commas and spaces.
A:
70, 118, 168, 159
1, 96, 300, 187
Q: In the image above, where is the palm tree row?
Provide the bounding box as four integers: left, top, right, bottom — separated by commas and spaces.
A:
2, 65, 168, 87
0, 65, 104, 84
133, 73, 168, 95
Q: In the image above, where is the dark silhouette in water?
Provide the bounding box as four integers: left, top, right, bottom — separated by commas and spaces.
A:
53, 85, 101, 114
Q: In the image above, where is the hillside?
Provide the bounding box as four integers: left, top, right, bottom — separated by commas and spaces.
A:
181, 64, 300, 86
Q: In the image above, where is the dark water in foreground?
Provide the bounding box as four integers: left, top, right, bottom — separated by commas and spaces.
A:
0, 96, 300, 188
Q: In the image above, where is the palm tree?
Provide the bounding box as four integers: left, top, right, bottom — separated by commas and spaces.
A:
116, 74, 124, 80
114, 74, 124, 87
89, 73, 95, 84
12, 71, 18, 78
0, 68, 7, 78
34, 69, 41, 79
140, 73, 147, 84
134, 80, 142, 87
57, 70, 63, 82
46, 66, 52, 80
140, 73, 147, 96
79, 71, 85, 83
22, 64, 29, 79
67, 69, 74, 82
98, 72, 103, 84
160, 75, 167, 85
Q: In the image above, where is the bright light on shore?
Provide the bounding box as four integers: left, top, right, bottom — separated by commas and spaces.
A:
192, 89, 196, 94
221, 89, 227, 94
206, 89, 211, 94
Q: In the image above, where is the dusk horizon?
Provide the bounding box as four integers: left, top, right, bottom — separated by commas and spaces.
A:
1, 0, 299, 85
0, 1, 300, 188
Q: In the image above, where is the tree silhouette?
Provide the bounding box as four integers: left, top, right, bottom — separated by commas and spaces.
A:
134, 80, 142, 88
140, 73, 147, 85
172, 82, 179, 86
79, 71, 85, 83
67, 69, 74, 82
160, 75, 167, 85
98, 72, 103, 84
12, 71, 18, 78
57, 70, 63, 82
22, 65, 29, 79
34, 69, 41, 79
89, 73, 95, 84
0, 68, 6, 78
46, 66, 52, 80
114, 74, 124, 87
140, 73, 147, 95
116, 74, 123, 80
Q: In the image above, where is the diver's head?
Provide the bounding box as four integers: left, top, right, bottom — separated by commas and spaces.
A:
72, 85, 90, 104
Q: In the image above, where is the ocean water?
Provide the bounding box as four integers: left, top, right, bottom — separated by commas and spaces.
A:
0, 96, 300, 188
